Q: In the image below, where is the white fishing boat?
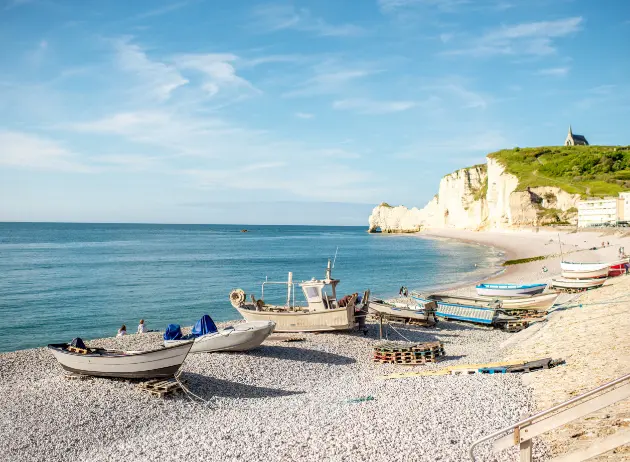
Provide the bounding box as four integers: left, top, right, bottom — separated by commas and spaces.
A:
48, 339, 193, 379
475, 283, 547, 297
229, 260, 369, 333
551, 277, 607, 290
163, 315, 275, 353
477, 292, 559, 310
560, 260, 627, 279
368, 298, 437, 324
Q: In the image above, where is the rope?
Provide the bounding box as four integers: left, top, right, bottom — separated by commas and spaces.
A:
174, 370, 214, 406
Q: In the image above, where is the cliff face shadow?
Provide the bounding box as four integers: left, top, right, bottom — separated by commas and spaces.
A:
181, 372, 304, 400
247, 345, 356, 365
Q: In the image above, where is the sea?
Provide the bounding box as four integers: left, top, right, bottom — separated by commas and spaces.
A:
0, 223, 504, 352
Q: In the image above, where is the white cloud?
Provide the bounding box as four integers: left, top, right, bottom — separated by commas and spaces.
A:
283, 66, 377, 98
443, 16, 583, 57
175, 53, 259, 96
0, 131, 92, 172
252, 4, 364, 37
332, 98, 416, 114
537, 67, 570, 76
113, 38, 188, 101
295, 112, 314, 119
135, 1, 189, 19
379, 0, 470, 12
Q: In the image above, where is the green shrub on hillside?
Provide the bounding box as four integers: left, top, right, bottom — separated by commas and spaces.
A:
488, 146, 630, 197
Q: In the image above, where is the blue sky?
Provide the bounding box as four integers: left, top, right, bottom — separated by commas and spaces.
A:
1, 0, 629, 225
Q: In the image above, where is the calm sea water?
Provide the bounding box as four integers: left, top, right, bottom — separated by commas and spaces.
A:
0, 223, 504, 352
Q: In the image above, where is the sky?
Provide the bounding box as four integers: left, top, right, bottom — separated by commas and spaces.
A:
0, 0, 629, 225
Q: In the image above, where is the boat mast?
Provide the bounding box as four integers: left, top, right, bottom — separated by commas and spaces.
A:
287, 272, 293, 306
325, 259, 332, 281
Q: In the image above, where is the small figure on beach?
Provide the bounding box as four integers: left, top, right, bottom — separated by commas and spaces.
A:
399, 286, 405, 296
625, 263, 629, 275
542, 266, 548, 273
137, 319, 146, 334
117, 324, 127, 337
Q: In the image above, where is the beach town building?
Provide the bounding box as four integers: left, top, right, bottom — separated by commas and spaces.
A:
564, 125, 589, 146
577, 196, 626, 227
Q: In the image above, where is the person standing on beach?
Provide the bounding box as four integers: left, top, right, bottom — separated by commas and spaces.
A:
117, 325, 127, 337
137, 319, 147, 334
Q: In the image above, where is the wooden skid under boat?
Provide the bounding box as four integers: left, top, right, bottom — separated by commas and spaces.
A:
164, 321, 275, 353
368, 300, 437, 323
551, 277, 607, 290
235, 305, 355, 332
475, 283, 547, 297
48, 341, 193, 379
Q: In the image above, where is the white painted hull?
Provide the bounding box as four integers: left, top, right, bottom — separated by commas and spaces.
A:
235, 305, 355, 332
48, 341, 193, 379
560, 260, 627, 272
368, 300, 436, 322
551, 277, 607, 289
164, 321, 275, 353
478, 292, 559, 310
561, 268, 609, 279
475, 284, 547, 297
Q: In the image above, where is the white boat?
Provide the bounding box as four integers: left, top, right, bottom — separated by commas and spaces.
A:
164, 316, 275, 353
475, 283, 547, 297
48, 339, 193, 379
230, 260, 369, 333
368, 299, 437, 324
560, 260, 628, 279
561, 267, 609, 279
551, 277, 607, 290
477, 292, 559, 311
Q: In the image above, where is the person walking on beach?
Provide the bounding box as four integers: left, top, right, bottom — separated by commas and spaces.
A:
137, 319, 147, 334
117, 324, 127, 337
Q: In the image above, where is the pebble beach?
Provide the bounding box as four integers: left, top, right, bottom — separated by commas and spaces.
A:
2, 228, 629, 461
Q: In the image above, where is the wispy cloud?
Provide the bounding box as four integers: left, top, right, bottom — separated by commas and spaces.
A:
135, 1, 190, 19
378, 0, 470, 13
113, 38, 188, 101
283, 64, 378, 98
251, 4, 364, 37
537, 66, 570, 77
175, 53, 259, 97
4, 0, 33, 11
0, 131, 92, 172
295, 112, 314, 119
443, 16, 583, 57
333, 98, 416, 114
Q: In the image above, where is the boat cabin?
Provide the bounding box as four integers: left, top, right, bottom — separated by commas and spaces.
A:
300, 278, 340, 310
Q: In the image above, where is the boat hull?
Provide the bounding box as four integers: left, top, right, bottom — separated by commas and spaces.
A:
235, 306, 355, 332
164, 321, 276, 353
560, 261, 622, 272
48, 341, 193, 379
561, 268, 609, 279
413, 295, 498, 325
475, 283, 547, 297
368, 300, 436, 323
551, 277, 607, 289
477, 292, 559, 310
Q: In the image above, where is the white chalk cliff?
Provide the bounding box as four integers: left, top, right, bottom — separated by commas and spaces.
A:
368, 157, 580, 232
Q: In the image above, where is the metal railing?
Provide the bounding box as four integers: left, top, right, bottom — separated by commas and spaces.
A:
469, 372, 630, 461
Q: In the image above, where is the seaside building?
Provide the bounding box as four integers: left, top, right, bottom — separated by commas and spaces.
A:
577, 197, 623, 227
564, 125, 589, 146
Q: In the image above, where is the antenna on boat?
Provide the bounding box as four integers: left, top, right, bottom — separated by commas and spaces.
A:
332, 246, 339, 269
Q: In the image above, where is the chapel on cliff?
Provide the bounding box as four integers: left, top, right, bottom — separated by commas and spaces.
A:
564, 125, 589, 146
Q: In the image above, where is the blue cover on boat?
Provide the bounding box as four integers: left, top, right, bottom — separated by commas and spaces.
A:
164, 324, 183, 341
191, 314, 218, 337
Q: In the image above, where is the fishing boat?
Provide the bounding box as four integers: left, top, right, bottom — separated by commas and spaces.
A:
560, 260, 627, 279
48, 339, 193, 379
229, 260, 369, 333
551, 277, 607, 290
368, 298, 437, 324
411, 293, 506, 325
477, 292, 559, 311
475, 283, 547, 297
163, 314, 275, 353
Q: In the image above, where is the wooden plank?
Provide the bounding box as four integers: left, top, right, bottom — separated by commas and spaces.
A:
519, 439, 532, 462
549, 429, 630, 462
494, 383, 630, 452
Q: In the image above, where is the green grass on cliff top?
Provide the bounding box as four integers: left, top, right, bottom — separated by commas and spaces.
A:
487, 145, 630, 197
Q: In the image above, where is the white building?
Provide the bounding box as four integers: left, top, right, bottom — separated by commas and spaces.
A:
577, 198, 621, 227
619, 192, 630, 222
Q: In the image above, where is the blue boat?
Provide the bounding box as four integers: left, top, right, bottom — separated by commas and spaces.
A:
412, 293, 507, 325
475, 283, 547, 297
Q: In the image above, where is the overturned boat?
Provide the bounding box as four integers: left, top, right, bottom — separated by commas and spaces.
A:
560, 260, 627, 279
475, 283, 547, 297
477, 292, 560, 311
551, 277, 607, 290
368, 298, 437, 325
163, 314, 275, 353
229, 260, 369, 333
48, 338, 193, 379
412, 293, 503, 325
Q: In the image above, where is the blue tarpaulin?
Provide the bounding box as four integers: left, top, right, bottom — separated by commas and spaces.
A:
191, 314, 218, 337
164, 324, 183, 341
